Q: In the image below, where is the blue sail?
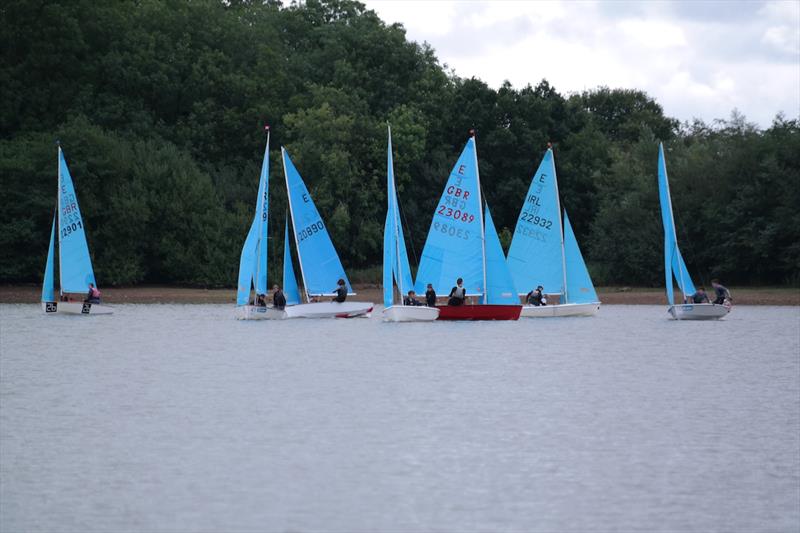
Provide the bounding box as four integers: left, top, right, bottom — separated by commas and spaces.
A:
41, 215, 56, 302
383, 205, 394, 308
283, 218, 301, 305
563, 211, 599, 304
483, 205, 518, 305
282, 148, 352, 296
414, 138, 484, 296
657, 143, 696, 303
507, 148, 563, 297
384, 127, 414, 308
254, 134, 270, 295
57, 147, 96, 293
236, 220, 258, 306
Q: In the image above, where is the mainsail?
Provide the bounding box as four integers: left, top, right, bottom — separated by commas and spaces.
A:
383, 126, 414, 308
282, 148, 352, 298
507, 148, 563, 296
657, 143, 696, 303
41, 215, 56, 302
563, 211, 598, 304
236, 133, 270, 306
414, 138, 484, 296
57, 147, 96, 294
483, 205, 518, 305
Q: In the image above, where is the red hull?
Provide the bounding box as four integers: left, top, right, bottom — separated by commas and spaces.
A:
435, 304, 522, 321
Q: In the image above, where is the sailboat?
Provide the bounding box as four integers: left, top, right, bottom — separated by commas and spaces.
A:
235, 129, 286, 320
281, 148, 373, 319
381, 126, 439, 322
41, 145, 113, 315
657, 143, 730, 320
507, 146, 601, 318
413, 132, 521, 320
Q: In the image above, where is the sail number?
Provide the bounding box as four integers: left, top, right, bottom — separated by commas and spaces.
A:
61, 220, 83, 238
520, 211, 553, 230
437, 205, 475, 223
298, 220, 324, 242
433, 221, 470, 240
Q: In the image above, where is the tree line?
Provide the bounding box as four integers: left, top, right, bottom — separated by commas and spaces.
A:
2, 0, 797, 288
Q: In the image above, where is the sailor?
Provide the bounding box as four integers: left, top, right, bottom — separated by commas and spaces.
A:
84, 283, 101, 303
425, 283, 437, 307
689, 286, 710, 304
525, 285, 546, 306
448, 278, 466, 306
256, 293, 267, 307
711, 279, 731, 305
332, 279, 347, 303
272, 285, 286, 310
403, 290, 423, 306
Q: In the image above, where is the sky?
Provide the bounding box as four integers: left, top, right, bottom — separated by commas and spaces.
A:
363, 0, 800, 128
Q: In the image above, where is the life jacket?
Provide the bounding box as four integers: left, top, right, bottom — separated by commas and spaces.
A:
90, 287, 101, 299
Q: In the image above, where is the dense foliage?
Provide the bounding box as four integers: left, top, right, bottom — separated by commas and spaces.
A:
2, 0, 797, 287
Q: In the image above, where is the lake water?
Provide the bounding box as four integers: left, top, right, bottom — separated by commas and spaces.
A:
1, 304, 798, 532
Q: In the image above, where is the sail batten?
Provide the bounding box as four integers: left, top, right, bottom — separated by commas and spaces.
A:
57, 147, 96, 293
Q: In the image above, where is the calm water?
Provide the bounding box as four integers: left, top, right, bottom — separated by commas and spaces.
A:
1, 304, 798, 532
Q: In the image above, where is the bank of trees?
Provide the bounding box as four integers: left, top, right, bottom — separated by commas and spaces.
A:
1, 0, 797, 287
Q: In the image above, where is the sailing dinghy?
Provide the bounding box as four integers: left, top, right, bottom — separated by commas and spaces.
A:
657, 143, 730, 320
281, 148, 373, 319
413, 132, 521, 320
41, 146, 112, 315
235, 130, 287, 320
507, 147, 601, 318
381, 126, 438, 322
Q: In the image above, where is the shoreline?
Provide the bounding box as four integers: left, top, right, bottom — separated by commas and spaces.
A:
1, 285, 797, 306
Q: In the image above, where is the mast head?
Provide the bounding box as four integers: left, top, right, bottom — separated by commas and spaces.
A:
469, 128, 476, 138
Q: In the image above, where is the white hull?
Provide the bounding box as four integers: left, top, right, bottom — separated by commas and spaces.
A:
41, 301, 114, 315
382, 305, 440, 322
668, 303, 730, 320
235, 305, 288, 320
285, 301, 373, 319
520, 302, 600, 318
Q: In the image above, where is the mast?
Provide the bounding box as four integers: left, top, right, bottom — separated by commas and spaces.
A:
56, 143, 63, 297
661, 144, 685, 303
472, 130, 488, 304
550, 144, 568, 304
282, 147, 310, 303
253, 128, 270, 301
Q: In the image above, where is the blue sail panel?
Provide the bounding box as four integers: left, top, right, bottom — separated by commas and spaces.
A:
658, 143, 695, 303
57, 148, 96, 293
283, 220, 301, 305
394, 214, 414, 294
42, 215, 56, 302
413, 138, 484, 296
563, 211, 599, 304
236, 220, 258, 306
383, 209, 395, 308
254, 136, 270, 295
507, 149, 563, 296
283, 149, 352, 296
483, 205, 518, 305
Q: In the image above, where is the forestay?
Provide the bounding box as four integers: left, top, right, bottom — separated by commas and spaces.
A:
563, 211, 598, 304
41, 216, 56, 302
507, 148, 562, 296
57, 147, 96, 293
483, 205, 518, 305
657, 143, 696, 303
414, 138, 484, 296
282, 148, 352, 297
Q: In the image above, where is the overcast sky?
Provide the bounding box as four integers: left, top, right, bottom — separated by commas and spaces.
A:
363, 0, 799, 128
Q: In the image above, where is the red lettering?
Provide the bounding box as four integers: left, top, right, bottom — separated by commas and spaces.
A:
463, 191, 470, 200
454, 187, 462, 197
458, 165, 465, 175
446, 186, 454, 194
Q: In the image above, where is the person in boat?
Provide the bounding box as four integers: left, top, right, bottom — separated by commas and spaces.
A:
711, 279, 731, 305
255, 293, 267, 307
448, 278, 466, 306
403, 290, 423, 306
272, 285, 286, 310
332, 279, 347, 303
688, 286, 710, 304
526, 285, 546, 306
425, 283, 437, 307
84, 283, 101, 303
